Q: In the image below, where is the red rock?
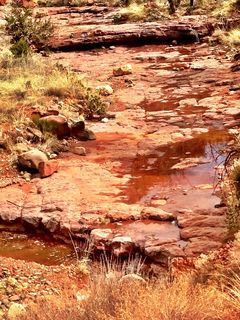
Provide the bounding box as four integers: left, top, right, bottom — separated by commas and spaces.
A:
141, 207, 174, 221
184, 237, 223, 256
145, 243, 185, 264
38, 115, 70, 139
39, 160, 59, 178
14, 0, 36, 8
18, 149, 48, 170
177, 214, 226, 228
48, 20, 213, 50
180, 227, 227, 242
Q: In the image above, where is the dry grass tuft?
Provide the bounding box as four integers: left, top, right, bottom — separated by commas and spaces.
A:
213, 28, 240, 47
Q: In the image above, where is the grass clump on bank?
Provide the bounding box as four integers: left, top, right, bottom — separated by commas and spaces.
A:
213, 29, 240, 47
0, 52, 106, 125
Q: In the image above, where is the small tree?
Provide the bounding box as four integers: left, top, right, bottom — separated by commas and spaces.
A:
5, 5, 54, 57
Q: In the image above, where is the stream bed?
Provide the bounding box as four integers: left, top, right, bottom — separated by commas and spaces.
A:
1, 42, 238, 263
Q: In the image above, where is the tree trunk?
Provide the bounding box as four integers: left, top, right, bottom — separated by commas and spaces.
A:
167, 0, 176, 14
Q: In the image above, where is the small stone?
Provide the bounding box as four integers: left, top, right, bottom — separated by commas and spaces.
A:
2, 298, 9, 307
27, 127, 43, 141
171, 158, 210, 170
101, 118, 109, 123
38, 160, 58, 178
10, 295, 21, 302
71, 146, 86, 156
113, 64, 132, 76
22, 172, 31, 181
120, 274, 146, 285
151, 199, 167, 206
195, 184, 213, 190
76, 291, 89, 302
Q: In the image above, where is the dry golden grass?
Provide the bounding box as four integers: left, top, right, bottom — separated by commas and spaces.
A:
18, 241, 240, 320
18, 272, 240, 320
17, 234, 240, 320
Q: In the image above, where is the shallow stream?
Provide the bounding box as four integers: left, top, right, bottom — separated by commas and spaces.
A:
1, 43, 235, 264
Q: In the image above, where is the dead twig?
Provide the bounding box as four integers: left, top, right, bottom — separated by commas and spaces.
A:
7, 200, 23, 208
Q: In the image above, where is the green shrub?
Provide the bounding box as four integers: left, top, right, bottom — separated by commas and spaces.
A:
5, 6, 54, 57
10, 38, 31, 57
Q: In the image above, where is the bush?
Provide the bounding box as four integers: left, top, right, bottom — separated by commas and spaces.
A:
5, 6, 54, 57
10, 38, 31, 57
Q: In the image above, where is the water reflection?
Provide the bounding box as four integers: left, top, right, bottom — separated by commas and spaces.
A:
119, 130, 229, 205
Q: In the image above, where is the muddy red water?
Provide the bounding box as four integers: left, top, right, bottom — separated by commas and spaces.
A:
0, 231, 75, 265
81, 129, 229, 211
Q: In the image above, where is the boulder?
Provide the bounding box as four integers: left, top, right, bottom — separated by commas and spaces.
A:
38, 115, 70, 138
70, 120, 86, 137
48, 21, 212, 50
38, 160, 59, 178
113, 64, 132, 76
18, 149, 48, 170
71, 129, 96, 141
